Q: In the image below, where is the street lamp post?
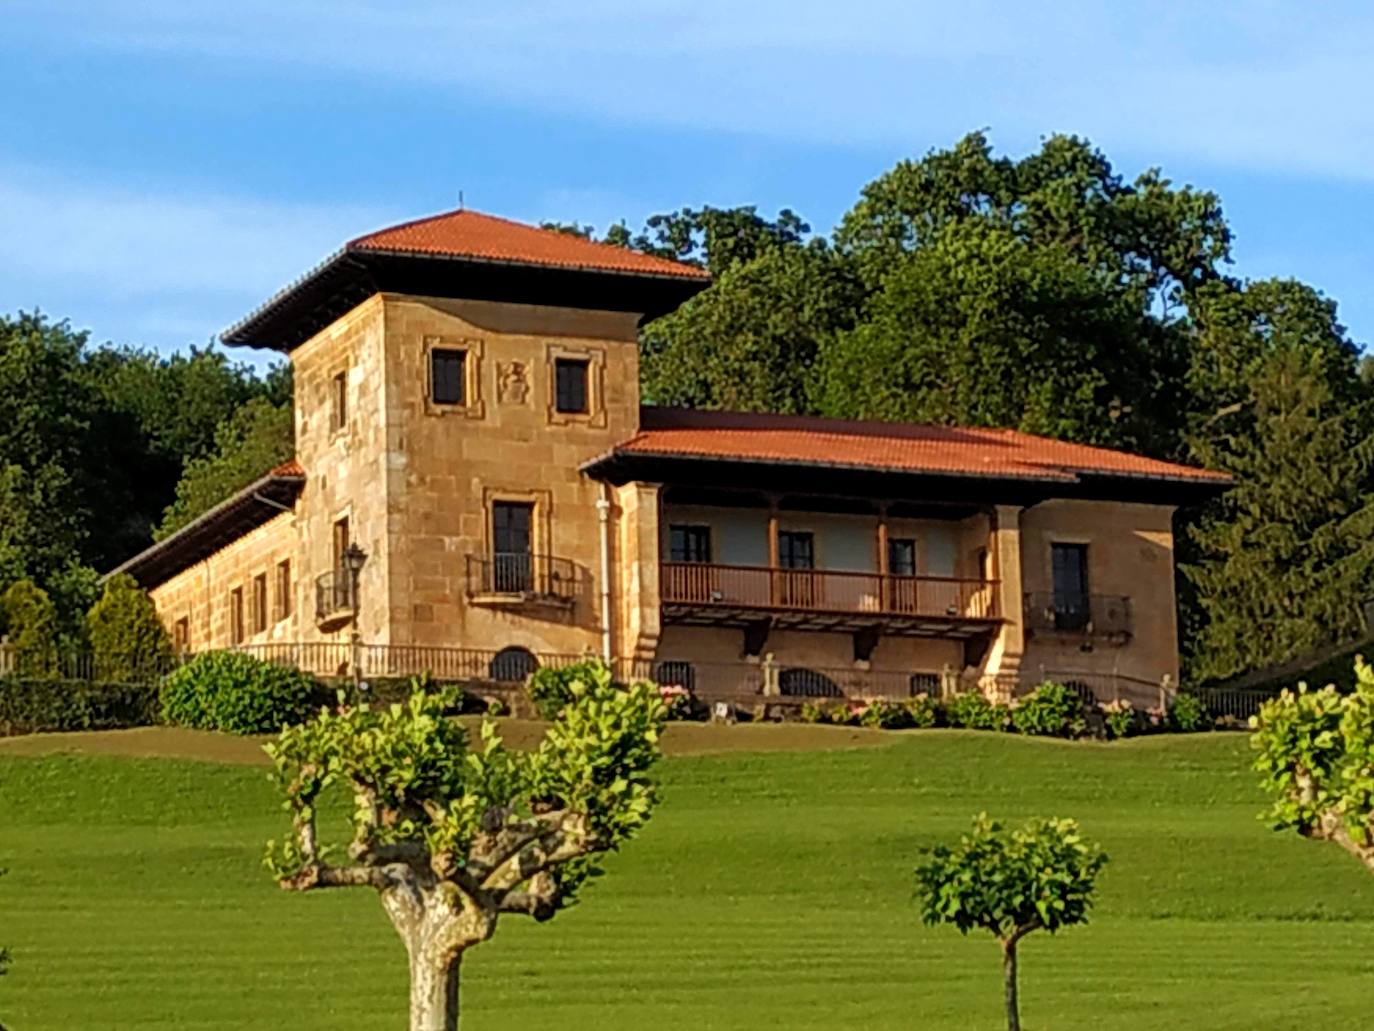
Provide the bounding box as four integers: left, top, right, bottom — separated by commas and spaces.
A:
343, 543, 368, 690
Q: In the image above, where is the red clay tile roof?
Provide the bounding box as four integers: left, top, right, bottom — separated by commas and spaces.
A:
348, 209, 709, 281
269, 458, 306, 478
606, 408, 1231, 485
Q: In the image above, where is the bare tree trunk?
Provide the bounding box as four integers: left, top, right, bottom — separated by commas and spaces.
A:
409, 947, 462, 1031
1001, 937, 1020, 1031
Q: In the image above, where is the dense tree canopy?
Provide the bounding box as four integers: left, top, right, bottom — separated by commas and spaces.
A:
1182, 280, 1374, 682
154, 397, 294, 541
0, 312, 286, 638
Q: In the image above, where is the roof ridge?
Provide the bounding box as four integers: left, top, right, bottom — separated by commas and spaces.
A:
345, 206, 467, 249
348, 207, 710, 279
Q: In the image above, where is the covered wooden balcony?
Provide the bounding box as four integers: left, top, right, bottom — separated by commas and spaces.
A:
661, 562, 998, 636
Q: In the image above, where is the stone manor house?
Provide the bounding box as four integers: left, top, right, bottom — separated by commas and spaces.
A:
112, 209, 1230, 705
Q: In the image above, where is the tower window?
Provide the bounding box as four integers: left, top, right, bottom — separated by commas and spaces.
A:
554, 358, 589, 414
331, 370, 348, 431
431, 349, 466, 406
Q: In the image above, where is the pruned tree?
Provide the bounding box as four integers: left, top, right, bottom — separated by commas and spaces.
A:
1251, 659, 1374, 872
265, 672, 667, 1031
916, 814, 1107, 1031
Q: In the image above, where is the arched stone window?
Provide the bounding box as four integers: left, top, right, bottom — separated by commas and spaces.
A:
489, 646, 540, 683
653, 660, 696, 692
778, 667, 843, 698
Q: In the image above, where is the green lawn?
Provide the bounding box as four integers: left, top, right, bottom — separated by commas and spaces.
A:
1, 729, 1371, 1029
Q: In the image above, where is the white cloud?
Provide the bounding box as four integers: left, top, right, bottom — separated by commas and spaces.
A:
11, 1, 1374, 179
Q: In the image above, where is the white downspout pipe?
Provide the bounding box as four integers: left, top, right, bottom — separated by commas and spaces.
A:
596, 484, 613, 663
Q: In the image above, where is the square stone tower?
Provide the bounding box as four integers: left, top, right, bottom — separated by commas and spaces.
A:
221, 209, 710, 660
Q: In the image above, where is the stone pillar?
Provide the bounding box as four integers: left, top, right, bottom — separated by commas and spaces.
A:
983, 504, 1026, 689
760, 652, 780, 697
614, 481, 663, 662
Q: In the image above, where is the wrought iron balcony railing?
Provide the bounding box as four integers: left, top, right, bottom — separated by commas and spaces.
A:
315, 569, 357, 630
1023, 592, 1131, 639
465, 552, 577, 604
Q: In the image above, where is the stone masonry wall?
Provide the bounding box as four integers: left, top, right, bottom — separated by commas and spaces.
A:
377, 295, 642, 658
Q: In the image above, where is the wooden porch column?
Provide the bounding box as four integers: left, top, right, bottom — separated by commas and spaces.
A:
876, 503, 890, 611
766, 496, 780, 607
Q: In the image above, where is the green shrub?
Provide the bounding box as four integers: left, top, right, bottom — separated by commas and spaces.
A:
657, 684, 694, 720
946, 691, 1010, 731
1101, 699, 1137, 740
0, 677, 158, 735
0, 579, 59, 677
350, 675, 469, 710
160, 651, 318, 734
526, 660, 612, 720
826, 701, 858, 726
87, 574, 173, 683
1010, 682, 1087, 738
905, 693, 941, 729
1169, 692, 1208, 733
798, 701, 828, 724
858, 699, 912, 730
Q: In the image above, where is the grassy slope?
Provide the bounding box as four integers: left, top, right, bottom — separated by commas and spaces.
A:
0, 731, 1371, 1030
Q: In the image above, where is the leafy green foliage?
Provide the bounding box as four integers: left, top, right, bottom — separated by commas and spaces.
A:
905, 693, 942, 729
917, 812, 1107, 1029
154, 397, 294, 540
917, 813, 1108, 940
0, 579, 59, 676
526, 660, 613, 721
85, 574, 174, 683
1251, 660, 1374, 870
0, 313, 94, 586
265, 672, 667, 906
1101, 700, 1138, 740
0, 677, 159, 735
1184, 279, 1374, 683
1169, 693, 1208, 733
641, 246, 859, 413
1010, 682, 1087, 738
857, 699, 911, 730
946, 691, 1010, 731
160, 651, 319, 734
0, 311, 285, 634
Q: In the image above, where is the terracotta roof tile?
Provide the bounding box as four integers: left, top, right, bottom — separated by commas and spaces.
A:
612, 408, 1230, 485
270, 458, 306, 478
348, 209, 709, 281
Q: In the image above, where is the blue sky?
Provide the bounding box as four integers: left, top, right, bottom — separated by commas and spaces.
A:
3, 2, 1372, 372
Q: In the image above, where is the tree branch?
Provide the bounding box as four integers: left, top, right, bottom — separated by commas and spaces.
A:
1303, 810, 1374, 874
468, 810, 573, 882
482, 814, 599, 893
499, 873, 560, 921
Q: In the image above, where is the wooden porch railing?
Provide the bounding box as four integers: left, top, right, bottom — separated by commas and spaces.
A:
660, 562, 999, 620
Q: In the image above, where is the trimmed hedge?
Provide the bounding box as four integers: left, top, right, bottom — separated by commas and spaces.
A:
160, 651, 319, 734
0, 677, 159, 735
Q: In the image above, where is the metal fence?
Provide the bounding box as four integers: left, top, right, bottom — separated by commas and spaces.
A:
0, 639, 1282, 723
0, 646, 179, 684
